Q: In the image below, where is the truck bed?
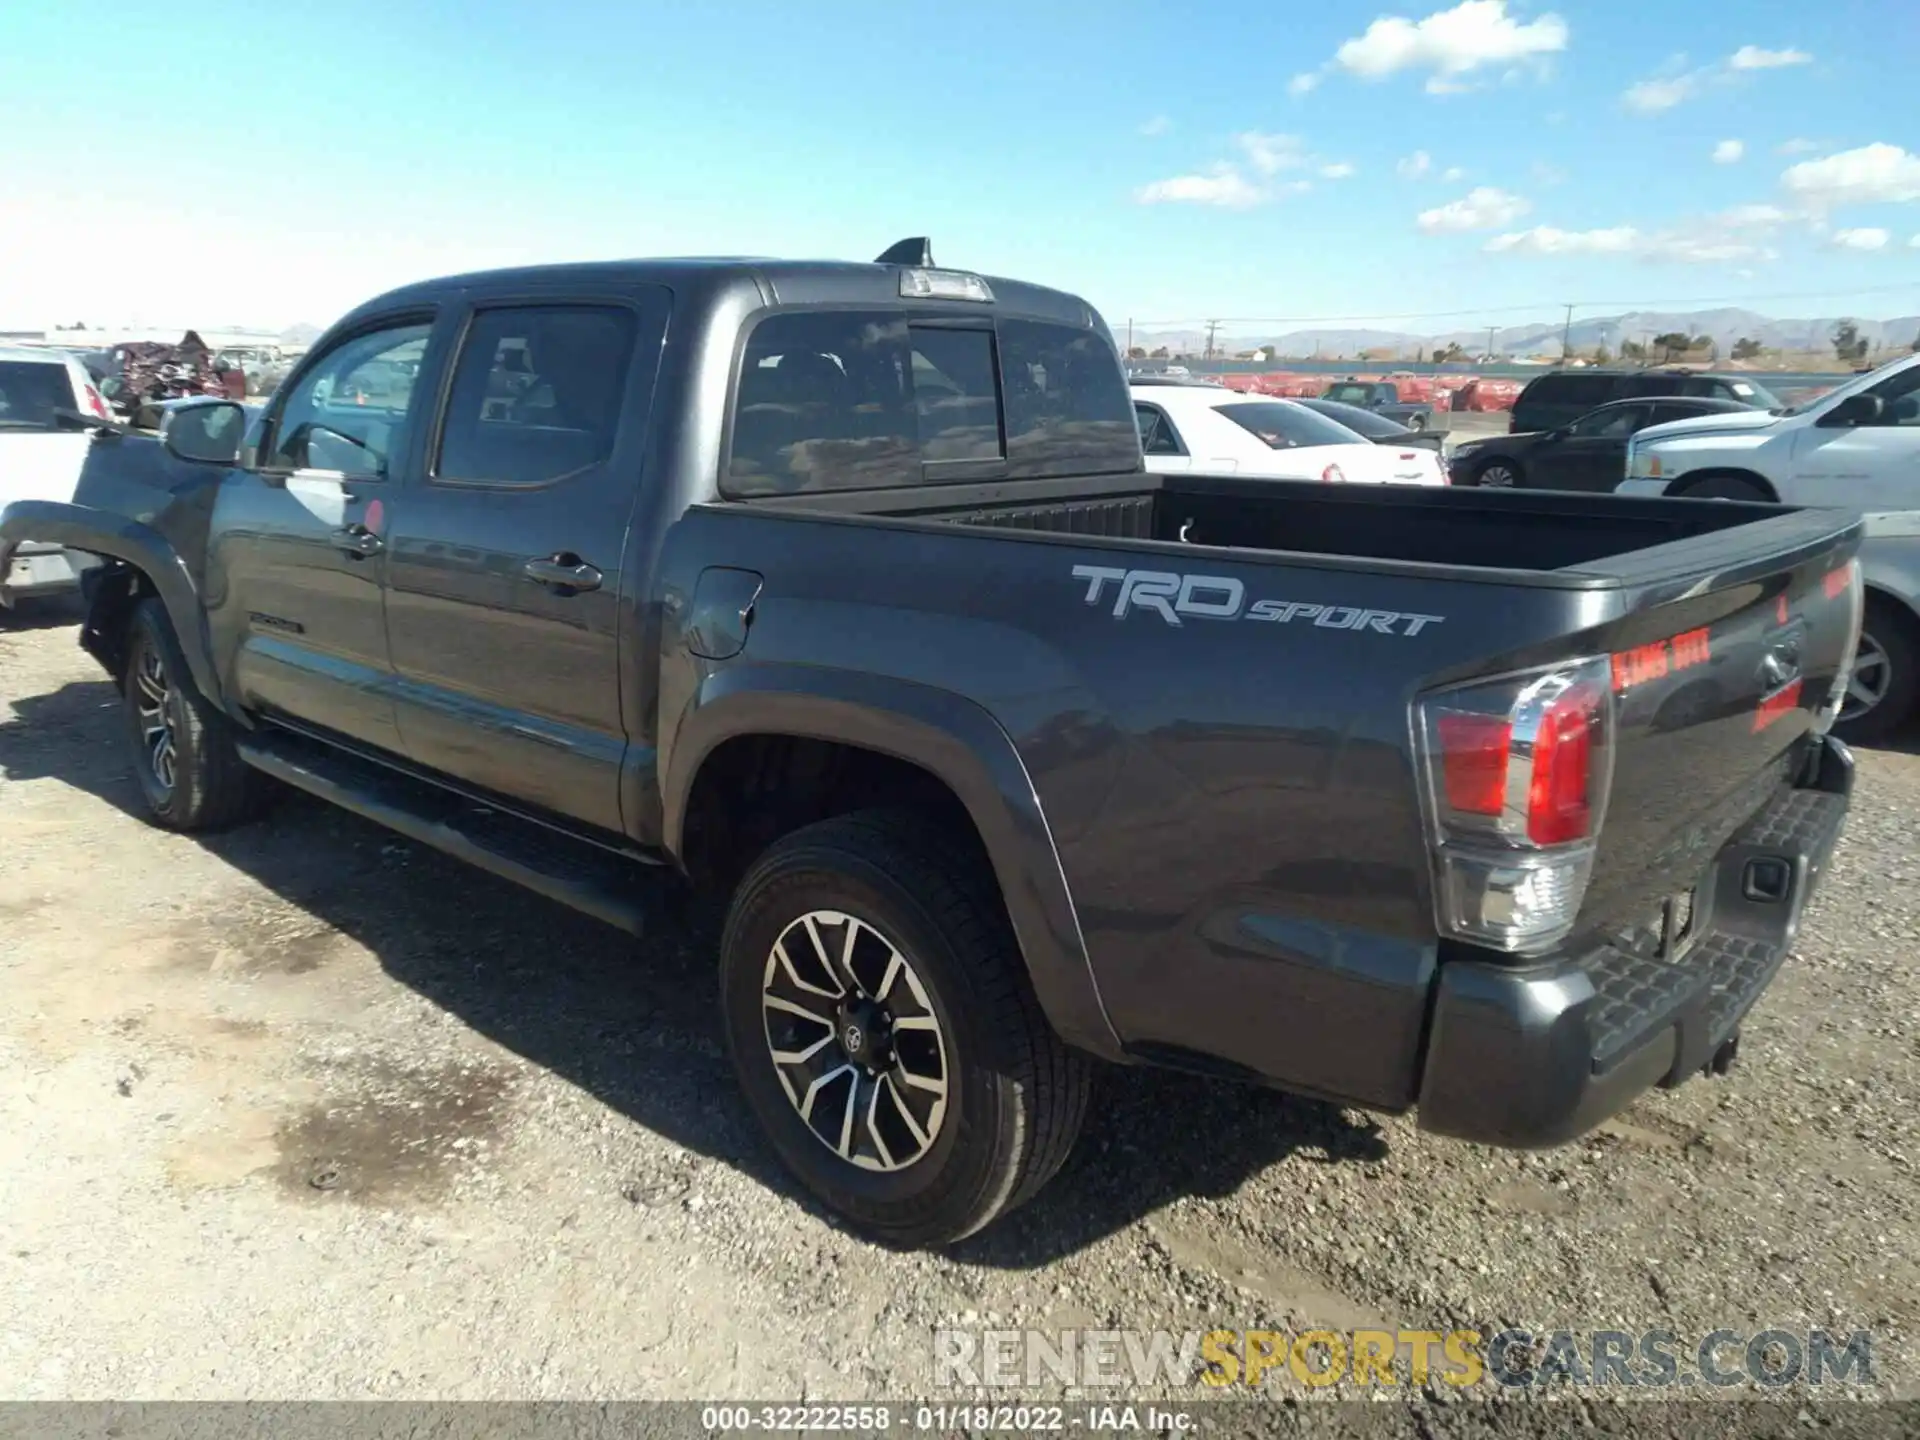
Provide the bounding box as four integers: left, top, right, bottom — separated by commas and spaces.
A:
745, 470, 1845, 584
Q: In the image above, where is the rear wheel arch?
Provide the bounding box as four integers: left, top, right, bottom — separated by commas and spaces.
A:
662, 668, 1121, 1061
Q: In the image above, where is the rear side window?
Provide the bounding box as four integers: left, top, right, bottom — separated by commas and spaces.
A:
725, 311, 1135, 496
1217, 400, 1363, 449
0, 361, 76, 428
1619, 374, 1688, 399
1323, 382, 1376, 405
437, 305, 636, 486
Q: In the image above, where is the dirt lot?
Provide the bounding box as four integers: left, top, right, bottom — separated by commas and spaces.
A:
2, 604, 1917, 1407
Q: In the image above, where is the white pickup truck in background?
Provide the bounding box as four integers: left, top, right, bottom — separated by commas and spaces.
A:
0, 347, 111, 615
1619, 353, 1920, 742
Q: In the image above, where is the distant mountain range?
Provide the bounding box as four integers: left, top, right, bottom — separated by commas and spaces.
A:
1124, 308, 1920, 361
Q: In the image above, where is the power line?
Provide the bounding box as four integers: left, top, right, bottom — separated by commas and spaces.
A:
1127, 280, 1920, 330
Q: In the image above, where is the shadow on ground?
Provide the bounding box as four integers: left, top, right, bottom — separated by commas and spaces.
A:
3, 673, 1392, 1261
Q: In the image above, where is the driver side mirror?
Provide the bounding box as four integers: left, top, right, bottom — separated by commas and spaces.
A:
161, 400, 247, 466
1822, 392, 1885, 428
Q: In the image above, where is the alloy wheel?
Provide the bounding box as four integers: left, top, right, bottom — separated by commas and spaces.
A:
1840, 632, 1891, 722
1479, 463, 1517, 487
760, 909, 950, 1173
133, 645, 178, 794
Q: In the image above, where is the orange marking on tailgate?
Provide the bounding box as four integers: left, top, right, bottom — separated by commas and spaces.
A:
1752, 679, 1803, 732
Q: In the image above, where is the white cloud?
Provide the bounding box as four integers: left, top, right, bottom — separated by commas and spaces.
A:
1443, 165, 1466, 182
1777, 137, 1821, 155
1712, 139, 1745, 164
1134, 165, 1264, 208
1529, 161, 1568, 186
1484, 225, 1641, 255
1717, 202, 1796, 227
1782, 143, 1920, 208
1139, 115, 1172, 137
1417, 186, 1531, 233
1332, 1, 1568, 84
1729, 44, 1811, 70
1287, 72, 1320, 97
1643, 233, 1776, 264
1912, 233, 1920, 249
1320, 161, 1357, 179
1236, 131, 1309, 175
1623, 70, 1700, 113
1396, 149, 1433, 179
1831, 227, 1891, 251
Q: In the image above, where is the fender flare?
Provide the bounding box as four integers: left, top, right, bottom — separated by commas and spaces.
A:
0, 500, 222, 704
661, 662, 1122, 1060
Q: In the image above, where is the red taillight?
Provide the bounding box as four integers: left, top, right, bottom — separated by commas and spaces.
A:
1321, 463, 1346, 482
1525, 683, 1600, 845
1417, 658, 1615, 953
83, 382, 110, 419
1435, 712, 1510, 817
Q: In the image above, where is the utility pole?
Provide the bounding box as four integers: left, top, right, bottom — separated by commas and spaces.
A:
1485, 324, 1496, 361
1204, 319, 1221, 360
1125, 318, 1133, 355
1560, 303, 1575, 365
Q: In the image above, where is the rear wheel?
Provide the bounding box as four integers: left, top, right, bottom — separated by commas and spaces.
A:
719, 809, 1089, 1248
122, 599, 271, 830
1405, 412, 1427, 431
1834, 599, 1919, 746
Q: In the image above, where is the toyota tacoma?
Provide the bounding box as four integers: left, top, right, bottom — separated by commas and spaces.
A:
0, 240, 1865, 1246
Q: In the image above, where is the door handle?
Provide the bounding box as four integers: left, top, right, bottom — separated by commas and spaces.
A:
331, 525, 384, 559
522, 554, 603, 593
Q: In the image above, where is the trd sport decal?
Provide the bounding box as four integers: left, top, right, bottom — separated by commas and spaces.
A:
1071, 565, 1444, 636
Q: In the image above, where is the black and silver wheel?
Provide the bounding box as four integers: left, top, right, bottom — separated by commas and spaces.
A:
1834, 600, 1919, 746
1405, 412, 1427, 431
121, 598, 271, 831
1475, 459, 1521, 488
762, 910, 950, 1172
720, 810, 1089, 1247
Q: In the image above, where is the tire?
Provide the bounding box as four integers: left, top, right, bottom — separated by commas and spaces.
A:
1675, 472, 1771, 502
1474, 459, 1523, 488
1833, 599, 1920, 747
719, 809, 1090, 1248
1404, 412, 1427, 431
122, 598, 271, 831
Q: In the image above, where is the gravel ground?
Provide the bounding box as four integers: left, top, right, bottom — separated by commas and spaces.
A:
1, 601, 1916, 1417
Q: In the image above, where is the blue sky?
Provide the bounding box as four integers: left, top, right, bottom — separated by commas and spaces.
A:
3, 0, 1917, 337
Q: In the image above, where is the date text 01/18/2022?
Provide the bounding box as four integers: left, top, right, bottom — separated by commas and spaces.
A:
700, 1403, 1193, 1432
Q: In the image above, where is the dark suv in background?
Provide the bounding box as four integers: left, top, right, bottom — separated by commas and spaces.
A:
1510, 368, 1782, 433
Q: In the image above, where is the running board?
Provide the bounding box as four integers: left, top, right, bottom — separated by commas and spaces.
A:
235, 730, 664, 936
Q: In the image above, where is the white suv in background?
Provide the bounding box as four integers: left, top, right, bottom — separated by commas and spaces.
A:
1617, 351, 1920, 506
0, 347, 114, 615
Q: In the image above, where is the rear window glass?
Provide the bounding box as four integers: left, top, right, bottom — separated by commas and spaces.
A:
1216, 400, 1362, 450
1305, 399, 1401, 438
1322, 383, 1376, 405
725, 311, 1136, 495
0, 360, 75, 428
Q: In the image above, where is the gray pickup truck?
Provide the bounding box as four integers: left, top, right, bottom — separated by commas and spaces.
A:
0, 239, 1864, 1247
1320, 378, 1435, 431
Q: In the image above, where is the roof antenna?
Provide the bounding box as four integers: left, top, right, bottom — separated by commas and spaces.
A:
874, 237, 933, 266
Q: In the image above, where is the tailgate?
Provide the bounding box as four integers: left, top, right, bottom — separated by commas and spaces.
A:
1578, 541, 1862, 934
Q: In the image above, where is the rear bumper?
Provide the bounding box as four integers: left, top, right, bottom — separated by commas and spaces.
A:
1, 543, 97, 605
1416, 732, 1853, 1149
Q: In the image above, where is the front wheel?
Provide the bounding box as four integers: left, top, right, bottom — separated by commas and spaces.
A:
1676, 473, 1771, 502
122, 599, 272, 830
1474, 459, 1522, 488
719, 810, 1089, 1247
1404, 412, 1427, 431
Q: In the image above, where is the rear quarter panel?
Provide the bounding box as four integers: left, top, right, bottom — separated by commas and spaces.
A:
656, 506, 1618, 1108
